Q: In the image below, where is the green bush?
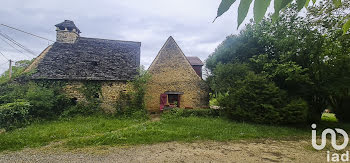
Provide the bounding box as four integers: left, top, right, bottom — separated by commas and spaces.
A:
162, 108, 221, 119
25, 84, 55, 118
219, 72, 307, 124
25, 83, 73, 119
61, 102, 102, 117
0, 82, 73, 120
334, 96, 350, 122
114, 72, 150, 117
0, 100, 31, 130
0, 83, 28, 104
281, 98, 308, 124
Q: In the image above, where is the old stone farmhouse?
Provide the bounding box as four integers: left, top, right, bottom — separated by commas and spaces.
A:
26, 20, 141, 111
146, 37, 209, 112
26, 20, 208, 112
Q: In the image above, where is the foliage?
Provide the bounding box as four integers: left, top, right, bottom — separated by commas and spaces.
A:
214, 0, 350, 34
333, 96, 350, 122
207, 63, 251, 94
281, 98, 309, 124
25, 83, 54, 118
0, 83, 28, 104
25, 82, 72, 119
321, 113, 338, 123
0, 100, 31, 130
162, 108, 222, 119
61, 102, 102, 117
115, 71, 150, 117
0, 81, 73, 129
218, 72, 308, 124
81, 81, 102, 104
207, 4, 350, 123
0, 60, 33, 85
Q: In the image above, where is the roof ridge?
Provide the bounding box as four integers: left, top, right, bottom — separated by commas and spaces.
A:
79, 37, 141, 44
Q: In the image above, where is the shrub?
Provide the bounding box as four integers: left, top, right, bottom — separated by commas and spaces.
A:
22, 82, 73, 119
219, 73, 285, 124
281, 98, 308, 124
61, 102, 102, 117
334, 96, 350, 122
162, 108, 221, 119
0, 83, 28, 104
219, 72, 307, 124
114, 72, 150, 117
25, 84, 56, 119
0, 100, 31, 130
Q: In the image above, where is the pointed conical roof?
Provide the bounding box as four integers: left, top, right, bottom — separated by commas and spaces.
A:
148, 36, 201, 79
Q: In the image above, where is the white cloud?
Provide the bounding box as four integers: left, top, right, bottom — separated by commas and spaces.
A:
0, 0, 245, 74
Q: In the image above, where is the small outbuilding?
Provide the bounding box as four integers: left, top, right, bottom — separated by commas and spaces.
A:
146, 36, 209, 112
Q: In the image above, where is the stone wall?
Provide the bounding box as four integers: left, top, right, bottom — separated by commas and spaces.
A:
62, 81, 131, 112
56, 30, 79, 43
145, 37, 209, 112
100, 81, 131, 112
62, 81, 86, 102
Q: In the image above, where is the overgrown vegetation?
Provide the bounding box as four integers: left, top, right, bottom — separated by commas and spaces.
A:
114, 70, 150, 118
0, 81, 74, 130
206, 3, 350, 124
0, 60, 33, 85
0, 59, 150, 130
62, 81, 103, 117
162, 108, 222, 118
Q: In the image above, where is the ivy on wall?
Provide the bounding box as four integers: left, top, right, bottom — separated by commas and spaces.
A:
81, 81, 102, 105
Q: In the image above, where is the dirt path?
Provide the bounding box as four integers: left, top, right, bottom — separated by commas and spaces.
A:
0, 140, 328, 163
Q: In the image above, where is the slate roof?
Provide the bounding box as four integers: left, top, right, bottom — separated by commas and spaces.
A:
55, 20, 81, 33
186, 56, 204, 66
31, 37, 141, 81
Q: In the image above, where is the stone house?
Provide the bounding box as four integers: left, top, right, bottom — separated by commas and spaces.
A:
26, 20, 208, 112
145, 36, 209, 112
26, 20, 141, 111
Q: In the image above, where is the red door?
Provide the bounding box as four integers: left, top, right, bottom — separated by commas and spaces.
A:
160, 93, 167, 111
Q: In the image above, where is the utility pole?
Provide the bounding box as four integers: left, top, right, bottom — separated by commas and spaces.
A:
8, 59, 12, 80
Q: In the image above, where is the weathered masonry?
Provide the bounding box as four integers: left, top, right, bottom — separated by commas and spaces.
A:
26, 20, 209, 113
146, 36, 209, 112
26, 20, 141, 111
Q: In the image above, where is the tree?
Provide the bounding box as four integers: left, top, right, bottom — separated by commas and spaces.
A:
214, 0, 350, 34
208, 4, 350, 123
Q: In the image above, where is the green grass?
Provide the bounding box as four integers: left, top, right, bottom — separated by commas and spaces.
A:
0, 116, 145, 152
321, 113, 338, 123
65, 117, 309, 148
0, 115, 310, 152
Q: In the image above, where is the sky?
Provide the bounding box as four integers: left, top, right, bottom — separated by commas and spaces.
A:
0, 0, 254, 75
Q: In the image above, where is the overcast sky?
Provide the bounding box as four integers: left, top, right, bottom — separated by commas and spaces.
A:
0, 0, 254, 75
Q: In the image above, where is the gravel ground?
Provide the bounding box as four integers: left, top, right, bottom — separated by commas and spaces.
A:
0, 140, 328, 163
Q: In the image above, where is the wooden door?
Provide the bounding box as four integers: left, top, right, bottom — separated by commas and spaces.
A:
160, 93, 167, 111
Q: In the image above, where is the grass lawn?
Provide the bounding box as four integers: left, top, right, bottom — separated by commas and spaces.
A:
0, 116, 145, 152
0, 115, 311, 152
321, 113, 338, 123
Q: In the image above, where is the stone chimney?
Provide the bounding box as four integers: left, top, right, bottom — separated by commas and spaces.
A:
55, 20, 81, 43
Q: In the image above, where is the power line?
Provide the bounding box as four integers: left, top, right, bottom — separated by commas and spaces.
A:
1, 23, 54, 42
0, 60, 8, 67
0, 36, 32, 58
0, 31, 36, 56
0, 50, 9, 60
